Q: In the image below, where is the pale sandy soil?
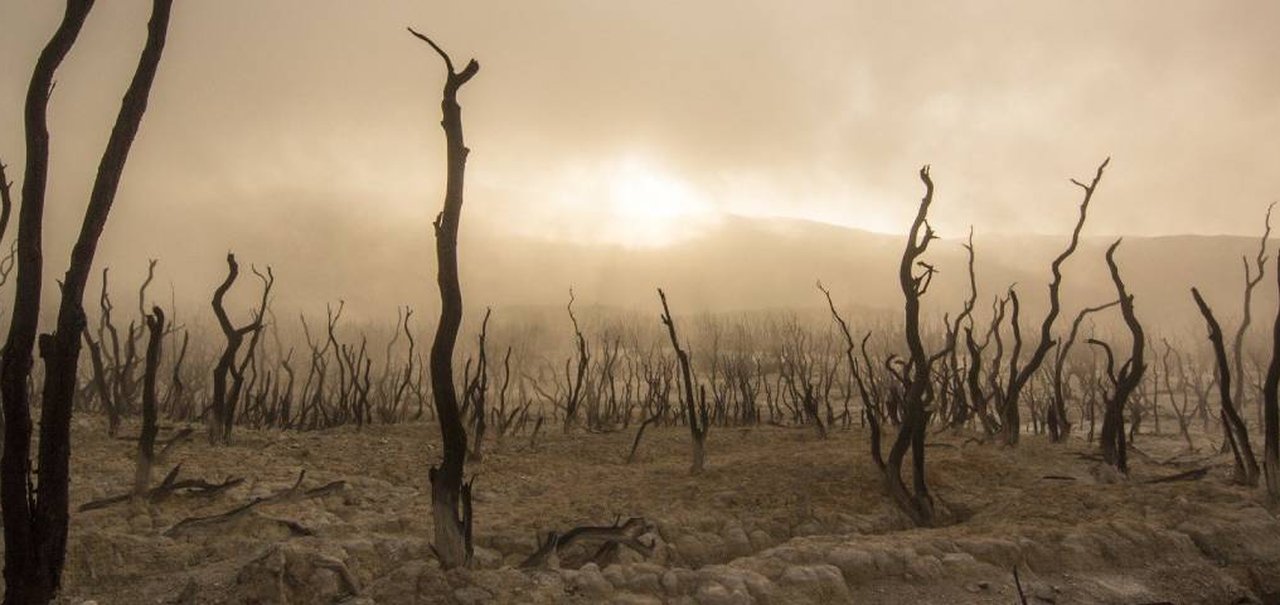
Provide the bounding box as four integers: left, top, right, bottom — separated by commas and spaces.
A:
12, 415, 1280, 604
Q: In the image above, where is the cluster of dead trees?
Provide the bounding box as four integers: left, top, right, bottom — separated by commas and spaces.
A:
4, 7, 1280, 597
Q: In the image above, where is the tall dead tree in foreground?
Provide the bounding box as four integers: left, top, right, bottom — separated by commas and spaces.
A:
659, 289, 709, 474
3, 1, 175, 602
1263, 251, 1280, 500
1192, 287, 1260, 486
1001, 158, 1108, 445
1, 3, 95, 601
884, 166, 940, 527
409, 27, 480, 570
1094, 240, 1145, 473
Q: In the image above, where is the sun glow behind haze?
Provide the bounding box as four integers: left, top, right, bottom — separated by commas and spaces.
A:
531, 154, 722, 248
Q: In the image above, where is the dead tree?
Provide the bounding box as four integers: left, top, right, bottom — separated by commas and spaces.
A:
465, 309, 492, 463
409, 27, 479, 570
658, 289, 709, 474
1049, 300, 1119, 442
1, 3, 97, 598
135, 307, 165, 495
563, 290, 590, 432
1232, 205, 1273, 425
1001, 158, 1109, 445
883, 165, 940, 527
1263, 250, 1280, 500
1094, 240, 1145, 473
2, 2, 174, 602
208, 254, 271, 444
1192, 287, 1260, 486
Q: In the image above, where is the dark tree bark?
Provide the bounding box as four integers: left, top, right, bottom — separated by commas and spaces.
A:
0, 160, 12, 245
409, 27, 479, 570
563, 290, 590, 432
1, 4, 96, 600
135, 307, 165, 495
1095, 240, 1145, 473
3, 1, 175, 602
658, 289, 709, 474
1232, 205, 1272, 424
1049, 300, 1119, 442
1192, 287, 1260, 486
1001, 159, 1109, 445
466, 309, 492, 463
1263, 251, 1280, 500
884, 166, 940, 527
207, 254, 270, 444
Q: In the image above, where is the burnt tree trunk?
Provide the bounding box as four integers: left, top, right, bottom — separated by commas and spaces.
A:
1097, 240, 1145, 473
135, 307, 165, 495
207, 254, 269, 444
659, 289, 709, 474
1050, 300, 1120, 443
884, 166, 939, 527
1, 3, 95, 601
3, 2, 174, 602
1263, 250, 1280, 500
1192, 287, 1260, 486
409, 27, 479, 570
1001, 159, 1108, 445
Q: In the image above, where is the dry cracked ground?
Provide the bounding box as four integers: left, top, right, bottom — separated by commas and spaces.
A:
11, 416, 1280, 604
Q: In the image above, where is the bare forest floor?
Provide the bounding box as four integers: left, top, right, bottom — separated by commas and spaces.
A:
13, 416, 1280, 604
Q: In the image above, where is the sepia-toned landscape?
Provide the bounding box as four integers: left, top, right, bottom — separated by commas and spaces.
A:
3, 2, 1280, 604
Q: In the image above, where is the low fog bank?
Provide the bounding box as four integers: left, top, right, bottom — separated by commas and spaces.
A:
24, 208, 1269, 347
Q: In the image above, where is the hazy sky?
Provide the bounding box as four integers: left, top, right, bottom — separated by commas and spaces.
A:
1, 1, 1279, 313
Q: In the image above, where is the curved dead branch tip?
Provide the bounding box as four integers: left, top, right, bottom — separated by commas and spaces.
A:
1241, 202, 1274, 285
249, 263, 276, 325
1087, 338, 1118, 386
145, 305, 164, 331
816, 280, 854, 338
0, 158, 13, 243
1189, 287, 1219, 337
213, 253, 241, 334
657, 288, 674, 329
406, 27, 480, 84
912, 261, 937, 296
1069, 156, 1110, 192
137, 257, 158, 317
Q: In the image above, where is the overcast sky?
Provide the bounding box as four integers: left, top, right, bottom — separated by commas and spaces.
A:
1, 1, 1278, 312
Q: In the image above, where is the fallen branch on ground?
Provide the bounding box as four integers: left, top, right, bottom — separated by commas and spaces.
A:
519, 516, 655, 569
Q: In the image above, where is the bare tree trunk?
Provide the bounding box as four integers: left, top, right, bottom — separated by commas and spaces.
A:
409, 27, 479, 570
1, 4, 95, 601
207, 254, 270, 444
3, 1, 174, 602
1192, 287, 1260, 486
135, 307, 165, 495
1050, 300, 1120, 443
658, 289, 709, 474
1096, 240, 1145, 473
1231, 206, 1272, 428
1001, 159, 1109, 445
884, 166, 940, 527
1263, 251, 1280, 500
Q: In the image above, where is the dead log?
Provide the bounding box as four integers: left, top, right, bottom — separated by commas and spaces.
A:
519, 517, 654, 569
1143, 467, 1212, 484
